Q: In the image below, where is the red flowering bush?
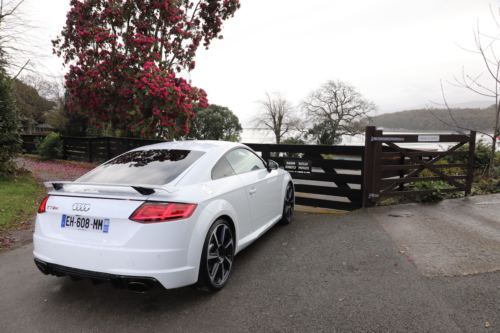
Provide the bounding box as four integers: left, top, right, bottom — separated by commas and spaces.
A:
53, 0, 240, 139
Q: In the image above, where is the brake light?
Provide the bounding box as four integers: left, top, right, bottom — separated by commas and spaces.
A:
38, 196, 50, 213
129, 202, 197, 223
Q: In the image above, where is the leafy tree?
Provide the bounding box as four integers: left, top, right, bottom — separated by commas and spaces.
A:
12, 76, 56, 134
0, 70, 22, 174
305, 120, 342, 145
251, 91, 302, 144
189, 104, 242, 141
302, 79, 377, 140
280, 135, 306, 157
53, 0, 240, 139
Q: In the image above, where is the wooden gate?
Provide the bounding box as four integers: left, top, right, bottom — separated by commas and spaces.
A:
362, 126, 476, 205
246, 144, 364, 211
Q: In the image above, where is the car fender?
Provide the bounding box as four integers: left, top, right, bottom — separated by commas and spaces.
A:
186, 198, 240, 274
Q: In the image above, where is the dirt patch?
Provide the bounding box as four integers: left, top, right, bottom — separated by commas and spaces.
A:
0, 215, 35, 251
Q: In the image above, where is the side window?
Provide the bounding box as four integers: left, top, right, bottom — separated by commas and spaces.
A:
212, 157, 236, 180
225, 149, 266, 175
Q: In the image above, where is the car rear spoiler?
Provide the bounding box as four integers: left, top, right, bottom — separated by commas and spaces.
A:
44, 181, 180, 195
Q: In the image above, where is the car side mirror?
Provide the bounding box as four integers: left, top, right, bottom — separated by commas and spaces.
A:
267, 160, 279, 172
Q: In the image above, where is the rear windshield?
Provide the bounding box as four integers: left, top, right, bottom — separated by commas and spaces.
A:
77, 149, 205, 185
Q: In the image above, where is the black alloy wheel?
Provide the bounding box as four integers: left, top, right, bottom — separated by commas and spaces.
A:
194, 218, 235, 292
279, 182, 294, 225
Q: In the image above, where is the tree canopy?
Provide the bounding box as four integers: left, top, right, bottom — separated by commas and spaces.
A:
189, 104, 242, 141
12, 76, 56, 134
53, 0, 240, 138
0, 70, 21, 174
302, 79, 377, 139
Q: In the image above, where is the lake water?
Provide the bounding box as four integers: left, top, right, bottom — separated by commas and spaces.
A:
241, 129, 499, 151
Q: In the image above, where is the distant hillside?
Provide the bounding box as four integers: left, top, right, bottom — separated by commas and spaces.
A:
367, 106, 498, 131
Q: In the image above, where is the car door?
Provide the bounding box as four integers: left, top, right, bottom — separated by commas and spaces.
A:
209, 156, 254, 242
225, 149, 281, 232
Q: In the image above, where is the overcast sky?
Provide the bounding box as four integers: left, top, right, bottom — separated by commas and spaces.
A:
30, 0, 500, 128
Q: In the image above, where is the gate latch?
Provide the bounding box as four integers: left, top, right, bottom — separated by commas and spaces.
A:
369, 193, 379, 198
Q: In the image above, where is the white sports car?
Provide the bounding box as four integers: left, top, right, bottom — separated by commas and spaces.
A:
34, 140, 294, 292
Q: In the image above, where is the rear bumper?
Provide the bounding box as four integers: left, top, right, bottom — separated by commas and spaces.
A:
33, 233, 199, 289
34, 258, 164, 292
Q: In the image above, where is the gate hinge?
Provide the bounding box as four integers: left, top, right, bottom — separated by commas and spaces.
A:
369, 193, 379, 198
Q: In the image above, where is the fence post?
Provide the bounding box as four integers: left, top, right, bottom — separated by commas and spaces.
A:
106, 137, 111, 160
87, 138, 92, 163
465, 130, 476, 196
398, 155, 405, 192
362, 126, 375, 208
371, 128, 383, 203
261, 145, 270, 161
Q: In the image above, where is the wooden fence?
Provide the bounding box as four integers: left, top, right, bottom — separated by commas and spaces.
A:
21, 129, 475, 211
21, 135, 165, 163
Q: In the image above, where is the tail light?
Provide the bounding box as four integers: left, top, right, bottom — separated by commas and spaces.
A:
129, 202, 197, 223
38, 196, 50, 214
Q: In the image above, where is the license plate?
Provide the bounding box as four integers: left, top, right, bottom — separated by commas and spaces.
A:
61, 215, 110, 233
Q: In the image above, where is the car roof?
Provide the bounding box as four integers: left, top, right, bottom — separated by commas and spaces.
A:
134, 140, 246, 153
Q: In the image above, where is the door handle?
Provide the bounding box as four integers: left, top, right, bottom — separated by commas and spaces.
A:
249, 188, 257, 195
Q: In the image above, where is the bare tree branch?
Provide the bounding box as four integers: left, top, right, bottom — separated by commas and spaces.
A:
434, 9, 500, 191
11, 58, 28, 79
251, 91, 301, 144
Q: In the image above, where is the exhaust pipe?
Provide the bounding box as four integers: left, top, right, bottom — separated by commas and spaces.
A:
35, 262, 49, 275
127, 281, 150, 293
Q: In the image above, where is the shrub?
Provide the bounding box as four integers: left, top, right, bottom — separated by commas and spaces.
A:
446, 139, 500, 171
0, 71, 22, 175
35, 132, 63, 160
412, 181, 447, 202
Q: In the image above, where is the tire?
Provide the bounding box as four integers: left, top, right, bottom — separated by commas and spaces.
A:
194, 218, 235, 292
279, 182, 294, 225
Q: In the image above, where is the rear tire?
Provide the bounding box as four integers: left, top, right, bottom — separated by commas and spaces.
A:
279, 183, 294, 225
194, 218, 235, 292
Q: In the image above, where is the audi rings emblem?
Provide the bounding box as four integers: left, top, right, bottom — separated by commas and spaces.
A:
72, 203, 90, 212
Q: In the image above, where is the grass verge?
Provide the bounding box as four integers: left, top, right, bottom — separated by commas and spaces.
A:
0, 173, 47, 231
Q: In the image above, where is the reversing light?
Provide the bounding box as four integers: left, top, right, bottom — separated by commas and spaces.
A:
129, 202, 197, 223
38, 196, 50, 214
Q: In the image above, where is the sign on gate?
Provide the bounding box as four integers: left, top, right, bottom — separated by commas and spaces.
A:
284, 159, 312, 174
